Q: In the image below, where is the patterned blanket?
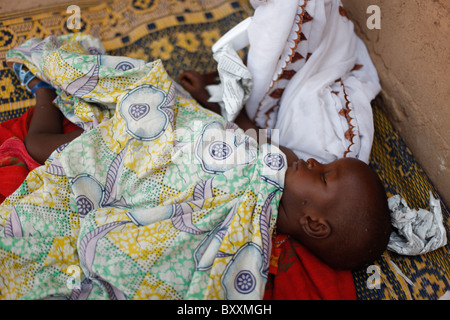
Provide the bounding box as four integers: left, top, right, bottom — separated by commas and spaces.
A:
0, 34, 286, 300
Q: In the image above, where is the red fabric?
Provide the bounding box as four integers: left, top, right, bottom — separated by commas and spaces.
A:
0, 107, 79, 203
264, 234, 356, 300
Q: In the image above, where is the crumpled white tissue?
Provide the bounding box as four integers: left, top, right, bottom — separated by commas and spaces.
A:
388, 192, 448, 256
206, 44, 252, 122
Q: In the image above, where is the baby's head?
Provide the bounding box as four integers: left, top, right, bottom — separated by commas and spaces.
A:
277, 157, 391, 270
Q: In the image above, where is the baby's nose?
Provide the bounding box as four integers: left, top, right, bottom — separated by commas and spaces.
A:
306, 158, 319, 169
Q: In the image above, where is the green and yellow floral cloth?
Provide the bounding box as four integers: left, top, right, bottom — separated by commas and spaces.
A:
0, 34, 285, 300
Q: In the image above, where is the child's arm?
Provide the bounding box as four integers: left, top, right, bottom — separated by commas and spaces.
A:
179, 70, 298, 165
24, 83, 83, 164
178, 70, 221, 114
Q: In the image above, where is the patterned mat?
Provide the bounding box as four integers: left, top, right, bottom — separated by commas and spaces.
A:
0, 0, 448, 300
356, 96, 450, 299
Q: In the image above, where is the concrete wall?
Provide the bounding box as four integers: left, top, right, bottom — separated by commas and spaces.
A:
342, 0, 450, 206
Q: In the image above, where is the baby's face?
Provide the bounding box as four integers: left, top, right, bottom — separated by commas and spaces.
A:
277, 158, 372, 235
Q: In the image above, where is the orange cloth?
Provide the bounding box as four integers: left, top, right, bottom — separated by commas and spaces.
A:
264, 234, 356, 300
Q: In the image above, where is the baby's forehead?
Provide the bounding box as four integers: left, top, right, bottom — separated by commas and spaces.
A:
324, 159, 374, 194
333, 160, 378, 197
334, 158, 373, 179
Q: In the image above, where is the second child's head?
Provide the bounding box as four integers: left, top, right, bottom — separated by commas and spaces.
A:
277, 157, 391, 270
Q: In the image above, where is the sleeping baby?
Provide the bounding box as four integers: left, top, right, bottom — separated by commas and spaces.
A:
0, 33, 390, 300
7, 59, 392, 273
180, 70, 392, 271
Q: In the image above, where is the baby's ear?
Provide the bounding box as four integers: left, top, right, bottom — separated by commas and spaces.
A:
300, 216, 331, 239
